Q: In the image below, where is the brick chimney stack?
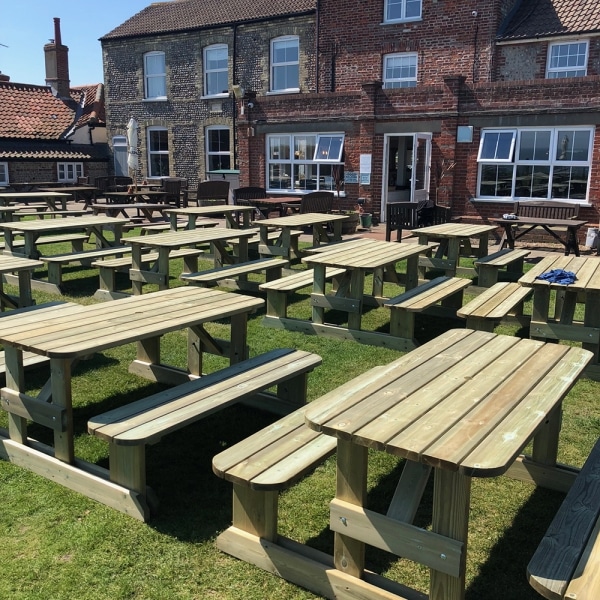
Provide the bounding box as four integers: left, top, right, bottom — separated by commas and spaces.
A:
44, 17, 70, 97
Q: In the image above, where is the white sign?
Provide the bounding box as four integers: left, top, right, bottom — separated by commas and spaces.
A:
359, 154, 372, 174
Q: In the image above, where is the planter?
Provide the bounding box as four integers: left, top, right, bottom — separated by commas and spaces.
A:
340, 212, 360, 234
359, 213, 372, 229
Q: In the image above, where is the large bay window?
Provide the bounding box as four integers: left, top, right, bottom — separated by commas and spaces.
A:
267, 133, 345, 192
477, 127, 592, 201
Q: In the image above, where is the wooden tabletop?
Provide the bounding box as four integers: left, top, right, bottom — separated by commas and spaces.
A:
0, 191, 72, 201
414, 223, 497, 237
306, 328, 592, 476
302, 238, 430, 269
0, 254, 43, 272
519, 255, 600, 291
491, 217, 588, 228
0, 287, 264, 359
1, 215, 129, 232
257, 212, 349, 228
125, 226, 259, 248
167, 205, 254, 216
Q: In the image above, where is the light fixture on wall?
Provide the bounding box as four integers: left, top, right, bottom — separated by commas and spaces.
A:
232, 85, 244, 99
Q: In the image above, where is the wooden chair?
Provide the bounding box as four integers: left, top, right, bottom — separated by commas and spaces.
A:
283, 191, 333, 214
161, 178, 183, 207
186, 180, 230, 207
385, 199, 438, 241
233, 187, 267, 205
77, 176, 89, 185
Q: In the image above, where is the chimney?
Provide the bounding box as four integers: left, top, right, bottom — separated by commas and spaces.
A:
0, 72, 9, 82
44, 17, 70, 97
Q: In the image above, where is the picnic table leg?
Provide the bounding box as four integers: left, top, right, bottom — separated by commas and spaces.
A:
157, 248, 170, 290
229, 312, 249, 364
17, 270, 34, 306
334, 439, 368, 578
430, 468, 470, 600
530, 287, 551, 342
583, 290, 600, 363
131, 244, 144, 295
51, 357, 74, 463
312, 264, 327, 325
4, 347, 27, 445
347, 269, 365, 331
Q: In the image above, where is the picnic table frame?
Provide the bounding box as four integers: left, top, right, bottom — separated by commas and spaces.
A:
166, 205, 255, 229
0, 254, 44, 309
0, 286, 264, 520
0, 191, 72, 212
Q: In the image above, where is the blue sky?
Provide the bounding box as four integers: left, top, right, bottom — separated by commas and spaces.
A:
0, 1, 153, 86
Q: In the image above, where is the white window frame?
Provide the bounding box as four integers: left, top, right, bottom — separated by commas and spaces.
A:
383, 52, 418, 88
546, 40, 588, 78
57, 162, 83, 183
205, 126, 231, 172
204, 44, 229, 97
313, 134, 345, 162
270, 36, 300, 93
144, 51, 167, 100
0, 162, 8, 186
147, 126, 170, 178
384, 0, 422, 23
266, 132, 345, 194
476, 126, 593, 202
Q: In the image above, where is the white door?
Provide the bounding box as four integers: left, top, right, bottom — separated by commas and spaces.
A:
411, 133, 432, 205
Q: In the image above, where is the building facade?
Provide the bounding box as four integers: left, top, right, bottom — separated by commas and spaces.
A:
103, 0, 600, 228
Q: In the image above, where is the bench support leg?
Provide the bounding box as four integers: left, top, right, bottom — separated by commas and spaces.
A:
109, 443, 146, 496
265, 290, 288, 318
232, 484, 278, 541
389, 309, 416, 345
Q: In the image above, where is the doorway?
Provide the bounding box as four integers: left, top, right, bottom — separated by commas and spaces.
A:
381, 133, 431, 222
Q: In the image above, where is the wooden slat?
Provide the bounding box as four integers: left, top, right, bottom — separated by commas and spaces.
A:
259, 267, 345, 292
181, 258, 288, 283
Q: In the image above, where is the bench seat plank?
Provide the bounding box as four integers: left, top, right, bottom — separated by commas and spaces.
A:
181, 257, 288, 285
528, 438, 600, 599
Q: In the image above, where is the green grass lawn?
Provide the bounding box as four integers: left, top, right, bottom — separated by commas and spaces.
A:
0, 240, 597, 600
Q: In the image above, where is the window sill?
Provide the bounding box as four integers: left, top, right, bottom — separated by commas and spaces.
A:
201, 93, 230, 100
266, 89, 300, 96
470, 197, 591, 207
143, 97, 168, 103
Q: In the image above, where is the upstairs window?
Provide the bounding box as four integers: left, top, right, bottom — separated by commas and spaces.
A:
57, 162, 83, 183
0, 162, 8, 186
383, 53, 418, 88
147, 127, 170, 177
206, 127, 231, 171
271, 36, 299, 93
204, 45, 229, 96
546, 41, 588, 78
144, 51, 167, 99
385, 0, 422, 23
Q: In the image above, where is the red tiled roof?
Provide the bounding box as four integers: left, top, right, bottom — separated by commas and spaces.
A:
101, 0, 316, 39
0, 140, 109, 161
0, 82, 105, 141
498, 0, 600, 41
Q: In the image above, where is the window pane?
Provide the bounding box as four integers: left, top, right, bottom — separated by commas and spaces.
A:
206, 47, 227, 71
548, 42, 587, 77
208, 153, 230, 171
208, 129, 230, 153
150, 154, 170, 177
207, 71, 228, 95
556, 130, 590, 161
294, 136, 316, 161
518, 130, 551, 161
480, 132, 514, 160
145, 54, 164, 75
479, 164, 513, 197
268, 163, 292, 189
315, 135, 344, 161
384, 54, 417, 88
269, 136, 290, 160
515, 165, 550, 198
149, 130, 168, 152
273, 40, 298, 63
405, 0, 421, 18
272, 38, 299, 91
294, 164, 318, 190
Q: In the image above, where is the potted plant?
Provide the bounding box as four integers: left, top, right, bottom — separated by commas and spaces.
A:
356, 198, 372, 230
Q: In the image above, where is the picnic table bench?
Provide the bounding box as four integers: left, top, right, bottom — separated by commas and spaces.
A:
527, 437, 600, 600
88, 348, 322, 519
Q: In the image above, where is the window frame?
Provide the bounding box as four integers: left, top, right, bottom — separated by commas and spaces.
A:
270, 35, 300, 93
476, 126, 594, 202
203, 44, 229, 97
383, 52, 418, 88
0, 162, 8, 186
384, 0, 422, 24
144, 51, 167, 100
147, 126, 170, 178
266, 132, 345, 194
546, 40, 589, 79
57, 162, 84, 183
205, 126, 231, 172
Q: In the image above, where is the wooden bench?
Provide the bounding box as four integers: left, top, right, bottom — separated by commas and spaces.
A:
527, 438, 600, 600
0, 233, 89, 253
88, 348, 323, 519
139, 219, 219, 235
92, 248, 203, 300
259, 267, 346, 319
384, 276, 471, 348
181, 257, 289, 292
475, 248, 531, 288
457, 282, 532, 332
40, 246, 133, 289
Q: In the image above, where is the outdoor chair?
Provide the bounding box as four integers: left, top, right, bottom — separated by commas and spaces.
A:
233, 187, 267, 205
185, 180, 230, 207
385, 199, 435, 241
161, 177, 183, 207
283, 191, 334, 214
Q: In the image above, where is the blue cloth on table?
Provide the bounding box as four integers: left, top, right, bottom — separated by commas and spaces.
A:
535, 269, 577, 285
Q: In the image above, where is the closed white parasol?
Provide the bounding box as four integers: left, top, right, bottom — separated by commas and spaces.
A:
127, 117, 139, 187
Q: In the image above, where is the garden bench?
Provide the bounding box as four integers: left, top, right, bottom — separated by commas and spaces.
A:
457, 282, 532, 332
181, 257, 289, 292
527, 437, 600, 600
41, 246, 133, 290
259, 267, 346, 319
475, 248, 531, 288
92, 248, 203, 300
88, 348, 323, 519
139, 219, 219, 235
384, 276, 471, 348
0, 233, 89, 253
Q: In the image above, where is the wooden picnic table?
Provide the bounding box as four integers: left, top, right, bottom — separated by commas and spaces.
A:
102, 190, 168, 204
166, 205, 255, 229
0, 254, 43, 309
259, 238, 428, 348
0, 191, 72, 211
255, 211, 349, 261
0, 286, 264, 518
124, 226, 259, 294
300, 328, 592, 600
90, 202, 169, 222
0, 215, 129, 259
518, 254, 600, 380
38, 186, 98, 207
490, 216, 588, 256
242, 196, 302, 219
414, 222, 498, 277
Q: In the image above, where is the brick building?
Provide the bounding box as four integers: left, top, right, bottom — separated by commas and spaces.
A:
102, 0, 600, 227
0, 19, 108, 187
